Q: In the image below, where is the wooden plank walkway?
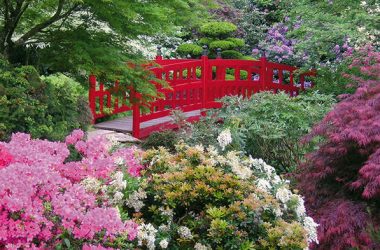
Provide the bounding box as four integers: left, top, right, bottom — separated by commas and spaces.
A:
93, 110, 201, 133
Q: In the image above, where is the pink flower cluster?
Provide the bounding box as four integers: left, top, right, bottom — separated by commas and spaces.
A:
112, 147, 144, 177
56, 130, 145, 182
0, 145, 12, 169
65, 129, 85, 145
0, 131, 141, 249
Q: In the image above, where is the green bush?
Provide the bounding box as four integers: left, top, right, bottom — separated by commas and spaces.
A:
199, 37, 213, 45
209, 40, 236, 50
177, 44, 203, 58
179, 92, 335, 173
141, 130, 179, 152
221, 50, 243, 59
220, 92, 335, 172
226, 38, 245, 47
310, 64, 357, 98
200, 21, 237, 38
241, 56, 255, 60
0, 58, 91, 141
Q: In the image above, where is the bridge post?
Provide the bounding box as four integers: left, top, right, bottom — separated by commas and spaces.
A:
89, 75, 97, 124
155, 45, 163, 61
216, 48, 222, 59
201, 45, 209, 116
260, 57, 268, 91
131, 88, 140, 138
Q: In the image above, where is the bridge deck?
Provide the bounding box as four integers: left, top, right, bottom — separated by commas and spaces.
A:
93, 110, 201, 133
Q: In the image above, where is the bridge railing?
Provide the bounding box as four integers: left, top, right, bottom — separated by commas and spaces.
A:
89, 50, 316, 138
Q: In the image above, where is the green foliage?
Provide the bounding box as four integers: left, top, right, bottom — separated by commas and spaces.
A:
139, 144, 312, 249
221, 50, 243, 59
0, 0, 214, 84
141, 130, 179, 152
310, 65, 356, 98
200, 21, 237, 38
0, 58, 91, 141
285, 0, 379, 66
199, 37, 213, 45
177, 44, 203, 58
241, 56, 255, 60
218, 92, 335, 172
209, 40, 236, 50
226, 38, 245, 47
178, 112, 221, 147
177, 20, 246, 59
178, 92, 334, 173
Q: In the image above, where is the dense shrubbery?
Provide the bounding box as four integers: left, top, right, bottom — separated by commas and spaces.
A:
0, 59, 91, 141
176, 91, 334, 173
137, 143, 318, 249
177, 44, 203, 58
141, 130, 179, 152
0, 130, 319, 249
298, 46, 380, 249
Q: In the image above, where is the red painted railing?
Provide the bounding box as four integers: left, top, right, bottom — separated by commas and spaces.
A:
89, 53, 315, 138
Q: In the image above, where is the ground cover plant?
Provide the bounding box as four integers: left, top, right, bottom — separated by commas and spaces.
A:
297, 46, 380, 249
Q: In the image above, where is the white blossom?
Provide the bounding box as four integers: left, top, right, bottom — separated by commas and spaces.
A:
159, 239, 169, 249
271, 175, 282, 185
81, 177, 102, 193
159, 207, 174, 221
126, 188, 147, 212
256, 178, 272, 192
194, 243, 208, 250
251, 158, 275, 177
217, 129, 232, 150
231, 164, 253, 179
110, 171, 127, 190
138, 223, 157, 250
207, 145, 219, 157
273, 206, 283, 217
178, 226, 193, 239
194, 144, 204, 153
304, 216, 319, 244
295, 195, 306, 218
114, 157, 125, 165
158, 224, 170, 232
275, 187, 292, 204
112, 191, 124, 204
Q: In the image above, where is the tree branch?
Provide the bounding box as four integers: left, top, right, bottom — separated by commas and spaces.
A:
5, 0, 29, 43
15, 0, 79, 45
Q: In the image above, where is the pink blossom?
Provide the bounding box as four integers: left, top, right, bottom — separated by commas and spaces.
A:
0, 145, 12, 169
125, 220, 139, 240
65, 129, 85, 145
82, 244, 116, 250
0, 132, 140, 248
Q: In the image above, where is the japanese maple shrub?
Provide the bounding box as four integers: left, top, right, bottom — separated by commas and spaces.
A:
298, 45, 380, 249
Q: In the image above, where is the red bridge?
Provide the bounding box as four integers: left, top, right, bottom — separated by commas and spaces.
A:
89, 48, 315, 138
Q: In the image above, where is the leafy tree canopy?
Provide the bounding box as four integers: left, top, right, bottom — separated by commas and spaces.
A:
284, 0, 380, 65
0, 0, 214, 81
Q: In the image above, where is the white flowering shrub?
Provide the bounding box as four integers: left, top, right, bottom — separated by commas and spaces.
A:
132, 143, 318, 249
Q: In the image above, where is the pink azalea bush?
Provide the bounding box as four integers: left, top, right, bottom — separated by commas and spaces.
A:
0, 131, 141, 249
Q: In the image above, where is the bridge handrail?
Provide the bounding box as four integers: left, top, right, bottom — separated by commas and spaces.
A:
89, 54, 316, 138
